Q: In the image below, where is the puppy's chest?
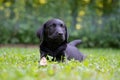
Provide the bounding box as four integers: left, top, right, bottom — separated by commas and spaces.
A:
41, 45, 65, 57
48, 51, 65, 57
40, 42, 67, 60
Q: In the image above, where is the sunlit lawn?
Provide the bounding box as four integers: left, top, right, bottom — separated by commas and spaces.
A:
0, 47, 120, 80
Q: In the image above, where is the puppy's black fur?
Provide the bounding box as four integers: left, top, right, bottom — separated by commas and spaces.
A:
37, 19, 85, 62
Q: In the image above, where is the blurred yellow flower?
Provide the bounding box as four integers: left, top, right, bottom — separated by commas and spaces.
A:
96, 1, 103, 8
83, 0, 90, 4
98, 3, 103, 8
79, 10, 85, 16
39, 0, 47, 4
5, 2, 11, 7
76, 24, 82, 30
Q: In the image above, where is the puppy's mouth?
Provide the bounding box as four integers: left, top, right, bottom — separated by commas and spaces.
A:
48, 35, 65, 41
56, 36, 65, 41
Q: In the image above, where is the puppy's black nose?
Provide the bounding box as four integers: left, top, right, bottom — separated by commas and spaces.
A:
58, 32, 63, 36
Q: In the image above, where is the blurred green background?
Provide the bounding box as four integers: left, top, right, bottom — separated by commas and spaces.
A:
0, 0, 120, 48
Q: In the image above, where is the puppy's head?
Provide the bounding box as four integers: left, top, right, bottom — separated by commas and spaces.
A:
37, 19, 68, 43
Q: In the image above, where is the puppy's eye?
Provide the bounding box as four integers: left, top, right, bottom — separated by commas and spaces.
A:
52, 23, 56, 27
60, 24, 64, 27
49, 24, 56, 29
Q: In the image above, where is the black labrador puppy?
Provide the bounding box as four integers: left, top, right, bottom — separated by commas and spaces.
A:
37, 19, 86, 66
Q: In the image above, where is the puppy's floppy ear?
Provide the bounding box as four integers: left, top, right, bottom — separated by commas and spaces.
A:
64, 25, 69, 42
36, 24, 45, 41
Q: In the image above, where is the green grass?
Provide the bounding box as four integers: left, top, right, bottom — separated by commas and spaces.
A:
0, 47, 120, 80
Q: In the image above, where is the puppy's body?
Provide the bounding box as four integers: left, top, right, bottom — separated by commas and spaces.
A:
38, 19, 67, 61
37, 19, 86, 65
65, 40, 86, 61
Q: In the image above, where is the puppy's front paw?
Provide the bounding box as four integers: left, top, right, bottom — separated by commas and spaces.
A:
39, 57, 47, 66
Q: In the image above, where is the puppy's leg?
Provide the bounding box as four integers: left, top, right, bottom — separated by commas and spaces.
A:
65, 44, 86, 62
39, 51, 47, 66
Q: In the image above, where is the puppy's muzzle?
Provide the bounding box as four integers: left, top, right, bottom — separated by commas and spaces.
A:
56, 32, 65, 41
57, 32, 64, 36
